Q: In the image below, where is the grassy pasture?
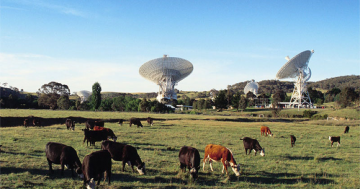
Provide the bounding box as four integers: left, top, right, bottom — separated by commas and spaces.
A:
0, 110, 359, 188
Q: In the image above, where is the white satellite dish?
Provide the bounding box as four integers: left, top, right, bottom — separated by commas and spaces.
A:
244, 79, 259, 96
76, 90, 91, 103
139, 55, 193, 103
276, 50, 314, 108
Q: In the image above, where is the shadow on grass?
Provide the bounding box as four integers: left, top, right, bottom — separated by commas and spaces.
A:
282, 155, 343, 161
0, 167, 82, 180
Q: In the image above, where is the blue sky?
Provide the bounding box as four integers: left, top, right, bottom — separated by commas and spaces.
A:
1, 0, 359, 93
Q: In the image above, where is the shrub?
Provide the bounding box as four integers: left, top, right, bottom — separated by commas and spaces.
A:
303, 110, 317, 118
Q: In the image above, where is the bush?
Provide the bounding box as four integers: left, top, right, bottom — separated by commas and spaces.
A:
303, 110, 317, 118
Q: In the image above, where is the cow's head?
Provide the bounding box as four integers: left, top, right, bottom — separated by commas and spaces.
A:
329, 136, 332, 141
260, 148, 265, 156
87, 178, 95, 189
190, 166, 199, 179
268, 133, 273, 137
230, 163, 240, 176
136, 162, 146, 175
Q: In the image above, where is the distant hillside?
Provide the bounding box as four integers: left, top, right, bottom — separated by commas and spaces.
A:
230, 75, 359, 95
307, 75, 360, 90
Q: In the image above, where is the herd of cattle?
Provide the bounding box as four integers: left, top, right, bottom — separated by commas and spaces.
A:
23, 117, 350, 189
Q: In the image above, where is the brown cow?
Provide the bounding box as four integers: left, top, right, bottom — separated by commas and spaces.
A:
33, 119, 41, 127
118, 119, 124, 126
260, 126, 273, 136
202, 144, 240, 176
147, 117, 153, 126
290, 135, 296, 147
24, 119, 29, 127
95, 120, 104, 127
344, 126, 349, 134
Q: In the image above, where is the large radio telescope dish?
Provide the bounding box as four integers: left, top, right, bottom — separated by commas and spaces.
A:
276, 50, 314, 108
244, 79, 259, 96
139, 55, 193, 103
77, 90, 91, 103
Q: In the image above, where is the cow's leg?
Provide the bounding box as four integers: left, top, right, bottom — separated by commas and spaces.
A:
245, 149, 248, 155
331, 141, 333, 147
209, 160, 214, 172
107, 169, 111, 184
180, 163, 185, 172
122, 161, 126, 172
337, 142, 340, 147
47, 158, 54, 174
97, 174, 101, 185
221, 160, 228, 175
202, 156, 208, 171
254, 149, 257, 156
60, 163, 64, 176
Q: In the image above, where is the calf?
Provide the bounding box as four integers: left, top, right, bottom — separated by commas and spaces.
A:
129, 118, 143, 128
82, 129, 117, 146
290, 135, 296, 147
329, 136, 340, 147
260, 126, 273, 136
45, 142, 83, 177
33, 118, 41, 127
101, 141, 146, 175
24, 119, 29, 127
179, 146, 200, 179
147, 117, 154, 126
203, 144, 240, 176
66, 119, 75, 131
82, 150, 112, 189
344, 126, 349, 134
118, 119, 124, 126
240, 137, 265, 156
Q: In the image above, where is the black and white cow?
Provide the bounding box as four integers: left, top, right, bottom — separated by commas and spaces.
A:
82, 150, 112, 189
179, 146, 200, 179
329, 136, 340, 147
147, 117, 154, 126
101, 141, 145, 175
65, 119, 75, 131
240, 137, 265, 156
45, 142, 83, 177
118, 119, 124, 126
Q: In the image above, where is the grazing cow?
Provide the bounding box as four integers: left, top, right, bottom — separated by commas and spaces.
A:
24, 119, 29, 127
45, 142, 83, 177
82, 150, 112, 189
344, 126, 349, 134
118, 119, 124, 126
85, 120, 95, 130
203, 144, 240, 176
101, 141, 146, 175
95, 120, 104, 127
260, 126, 273, 136
290, 135, 296, 147
82, 129, 117, 146
33, 119, 41, 127
329, 136, 340, 147
240, 137, 265, 156
129, 118, 143, 128
66, 119, 75, 131
147, 117, 154, 126
179, 146, 200, 179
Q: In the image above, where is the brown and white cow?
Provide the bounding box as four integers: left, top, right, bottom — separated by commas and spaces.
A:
260, 126, 273, 136
66, 119, 75, 131
290, 135, 296, 147
329, 136, 340, 147
147, 117, 153, 126
202, 144, 240, 176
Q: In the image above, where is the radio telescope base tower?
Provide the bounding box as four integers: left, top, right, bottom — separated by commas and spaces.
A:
289, 70, 312, 108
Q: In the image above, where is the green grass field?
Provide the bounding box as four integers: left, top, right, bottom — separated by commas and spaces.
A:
1, 109, 359, 188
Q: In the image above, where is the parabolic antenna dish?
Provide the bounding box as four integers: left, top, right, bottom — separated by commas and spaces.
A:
76, 90, 91, 103
139, 55, 193, 103
244, 79, 259, 96
276, 50, 313, 79
139, 55, 193, 84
